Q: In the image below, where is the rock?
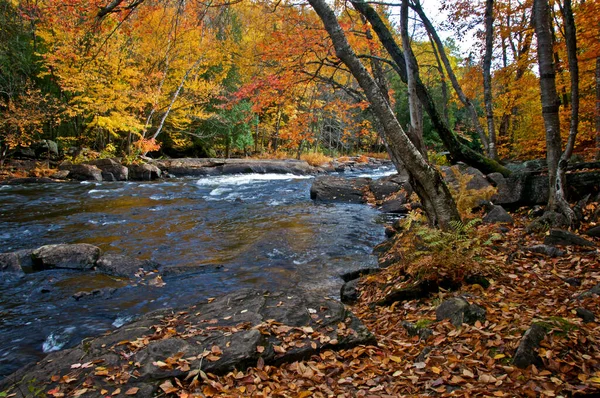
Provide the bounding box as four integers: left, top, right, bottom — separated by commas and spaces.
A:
101, 171, 115, 181
340, 267, 380, 282
544, 229, 596, 247
526, 244, 565, 257
0, 249, 34, 273
575, 308, 595, 323
590, 284, 600, 295
11, 146, 36, 159
32, 139, 59, 159
564, 277, 581, 287
384, 225, 396, 238
379, 195, 410, 213
585, 225, 600, 238
59, 163, 103, 181
513, 323, 547, 368
155, 158, 318, 177
72, 288, 116, 301
0, 253, 23, 273
310, 176, 371, 203
128, 163, 162, 180
442, 165, 493, 191
340, 279, 359, 304
50, 170, 70, 179
95, 253, 160, 278
401, 321, 433, 340
483, 205, 513, 224
369, 174, 410, 201
435, 297, 486, 327
87, 158, 128, 181
376, 282, 430, 306
1, 289, 375, 395
31, 244, 101, 270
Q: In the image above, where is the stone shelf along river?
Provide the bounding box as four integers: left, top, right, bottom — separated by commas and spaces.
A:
0, 166, 395, 378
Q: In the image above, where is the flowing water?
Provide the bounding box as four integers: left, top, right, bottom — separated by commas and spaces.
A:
0, 166, 395, 378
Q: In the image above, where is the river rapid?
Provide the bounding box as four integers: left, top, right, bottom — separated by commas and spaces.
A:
0, 166, 395, 378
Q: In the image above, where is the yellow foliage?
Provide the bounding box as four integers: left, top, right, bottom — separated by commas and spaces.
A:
300, 152, 332, 166
445, 166, 497, 219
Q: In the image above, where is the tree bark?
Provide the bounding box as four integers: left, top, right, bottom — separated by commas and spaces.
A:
350, 0, 511, 177
483, 0, 498, 160
410, 0, 491, 156
308, 0, 460, 229
596, 56, 600, 161
400, 0, 426, 157
429, 33, 449, 124
554, 0, 579, 223
533, 0, 562, 211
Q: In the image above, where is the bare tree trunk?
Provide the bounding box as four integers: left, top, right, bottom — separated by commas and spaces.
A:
595, 56, 600, 161
534, 0, 562, 211
483, 0, 498, 160
410, 0, 491, 155
150, 58, 202, 143
554, 0, 579, 223
351, 0, 511, 177
308, 0, 460, 229
430, 33, 449, 124
401, 0, 426, 158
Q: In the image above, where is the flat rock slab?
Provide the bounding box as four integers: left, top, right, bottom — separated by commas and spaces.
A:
155, 158, 318, 177
1, 289, 374, 396
544, 229, 596, 247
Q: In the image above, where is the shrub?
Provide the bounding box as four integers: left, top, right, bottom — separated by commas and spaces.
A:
300, 152, 332, 166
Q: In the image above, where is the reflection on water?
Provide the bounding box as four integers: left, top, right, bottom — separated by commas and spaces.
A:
0, 167, 394, 378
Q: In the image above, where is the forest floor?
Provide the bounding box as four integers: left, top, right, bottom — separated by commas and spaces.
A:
189, 206, 600, 397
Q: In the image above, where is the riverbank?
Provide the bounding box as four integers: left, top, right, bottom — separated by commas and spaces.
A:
0, 156, 393, 184
2, 206, 598, 396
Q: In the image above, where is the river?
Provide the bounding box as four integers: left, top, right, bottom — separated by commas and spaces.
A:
0, 166, 395, 378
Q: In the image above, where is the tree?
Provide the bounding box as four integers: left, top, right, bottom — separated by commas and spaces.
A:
350, 0, 511, 176
533, 0, 575, 224
308, 0, 461, 229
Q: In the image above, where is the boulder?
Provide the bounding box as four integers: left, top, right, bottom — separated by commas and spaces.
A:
128, 163, 162, 180
435, 297, 486, 327
340, 279, 359, 304
310, 176, 371, 203
368, 174, 410, 201
50, 170, 70, 180
31, 244, 101, 270
379, 195, 410, 214
0, 253, 23, 273
87, 158, 128, 181
59, 163, 103, 181
32, 139, 59, 159
482, 205, 513, 224
442, 165, 493, 191
0, 249, 34, 273
11, 146, 36, 159
1, 289, 375, 395
95, 253, 160, 278
544, 229, 596, 247
513, 323, 547, 369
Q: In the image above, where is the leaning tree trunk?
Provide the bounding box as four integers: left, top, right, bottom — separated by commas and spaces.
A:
534, 0, 562, 213
554, 0, 579, 224
350, 0, 511, 177
410, 0, 491, 157
483, 0, 498, 160
308, 0, 460, 229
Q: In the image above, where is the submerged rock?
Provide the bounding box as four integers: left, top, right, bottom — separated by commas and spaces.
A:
0, 289, 375, 396
95, 253, 160, 278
